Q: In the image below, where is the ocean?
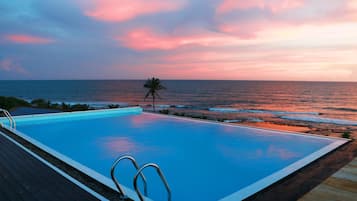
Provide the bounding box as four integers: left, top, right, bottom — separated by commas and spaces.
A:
1, 80, 357, 122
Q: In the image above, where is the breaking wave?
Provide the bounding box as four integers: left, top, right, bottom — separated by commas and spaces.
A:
209, 108, 319, 115
280, 115, 357, 126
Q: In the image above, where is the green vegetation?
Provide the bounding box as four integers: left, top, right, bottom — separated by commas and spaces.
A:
0, 96, 31, 110
66, 104, 90, 112
144, 77, 166, 111
173, 112, 184, 116
0, 96, 90, 112
159, 109, 169, 114
30, 98, 90, 111
31, 99, 52, 108
108, 104, 119, 109
341, 131, 351, 139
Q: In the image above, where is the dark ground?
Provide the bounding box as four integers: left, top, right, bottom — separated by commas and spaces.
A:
0, 130, 101, 201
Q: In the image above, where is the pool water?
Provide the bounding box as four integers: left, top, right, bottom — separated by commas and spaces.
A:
10, 108, 346, 201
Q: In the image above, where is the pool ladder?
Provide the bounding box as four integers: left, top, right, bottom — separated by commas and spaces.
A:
0, 108, 16, 129
111, 155, 171, 201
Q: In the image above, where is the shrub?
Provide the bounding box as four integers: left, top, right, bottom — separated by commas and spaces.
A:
69, 104, 90, 111
341, 131, 351, 139
31, 99, 51, 108
0, 96, 30, 110
61, 102, 70, 111
108, 104, 119, 109
159, 109, 169, 114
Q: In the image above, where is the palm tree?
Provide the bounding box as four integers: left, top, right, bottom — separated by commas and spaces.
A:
144, 77, 166, 111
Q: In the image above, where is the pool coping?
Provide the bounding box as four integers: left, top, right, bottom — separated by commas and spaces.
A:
0, 130, 109, 201
2, 108, 350, 201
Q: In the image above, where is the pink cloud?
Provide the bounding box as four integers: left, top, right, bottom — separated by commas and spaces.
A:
135, 39, 357, 81
116, 28, 247, 50
5, 34, 54, 44
213, 0, 357, 40
116, 28, 183, 50
0, 58, 27, 74
84, 0, 185, 22
217, 0, 305, 14
217, 20, 269, 38
338, 1, 357, 20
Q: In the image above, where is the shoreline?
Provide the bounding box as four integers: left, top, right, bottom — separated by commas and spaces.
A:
149, 107, 356, 140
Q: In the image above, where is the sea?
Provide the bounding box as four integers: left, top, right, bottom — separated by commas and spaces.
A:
1, 80, 357, 124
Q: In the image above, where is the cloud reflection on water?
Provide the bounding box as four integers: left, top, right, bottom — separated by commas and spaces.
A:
218, 143, 300, 161
99, 136, 141, 156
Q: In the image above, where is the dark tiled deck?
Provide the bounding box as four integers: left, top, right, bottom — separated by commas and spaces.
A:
0, 131, 102, 201
299, 157, 357, 201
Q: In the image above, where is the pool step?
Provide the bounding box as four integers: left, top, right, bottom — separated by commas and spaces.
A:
111, 155, 171, 201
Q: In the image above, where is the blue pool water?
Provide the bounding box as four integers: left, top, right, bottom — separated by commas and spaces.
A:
10, 108, 346, 201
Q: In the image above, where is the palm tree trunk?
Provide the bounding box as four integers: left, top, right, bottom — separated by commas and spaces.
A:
152, 97, 155, 111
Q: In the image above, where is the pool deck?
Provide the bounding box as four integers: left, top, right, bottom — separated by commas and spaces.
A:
298, 157, 357, 201
0, 130, 103, 201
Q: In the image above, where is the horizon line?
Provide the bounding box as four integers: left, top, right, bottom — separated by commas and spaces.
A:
0, 79, 356, 83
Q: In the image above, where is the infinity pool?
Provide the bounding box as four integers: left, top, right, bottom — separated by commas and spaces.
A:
6, 108, 347, 201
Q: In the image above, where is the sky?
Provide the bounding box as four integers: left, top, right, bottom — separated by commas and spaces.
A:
1, 0, 357, 81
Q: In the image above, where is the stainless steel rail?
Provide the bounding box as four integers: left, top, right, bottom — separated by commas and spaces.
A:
110, 155, 148, 197
0, 108, 16, 129
133, 163, 171, 201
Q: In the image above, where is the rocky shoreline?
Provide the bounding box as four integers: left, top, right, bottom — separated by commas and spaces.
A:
148, 107, 356, 140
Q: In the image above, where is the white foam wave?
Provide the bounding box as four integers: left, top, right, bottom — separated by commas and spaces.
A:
156, 104, 171, 108
174, 105, 188, 108
209, 108, 319, 115
281, 115, 357, 126
247, 118, 264, 122
223, 120, 242, 123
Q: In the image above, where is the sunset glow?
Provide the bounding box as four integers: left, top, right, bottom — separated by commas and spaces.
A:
4, 34, 54, 44
1, 0, 357, 80
84, 0, 185, 22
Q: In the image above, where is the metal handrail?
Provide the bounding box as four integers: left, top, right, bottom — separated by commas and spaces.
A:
133, 163, 171, 201
6, 110, 16, 129
0, 109, 15, 129
110, 155, 148, 197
